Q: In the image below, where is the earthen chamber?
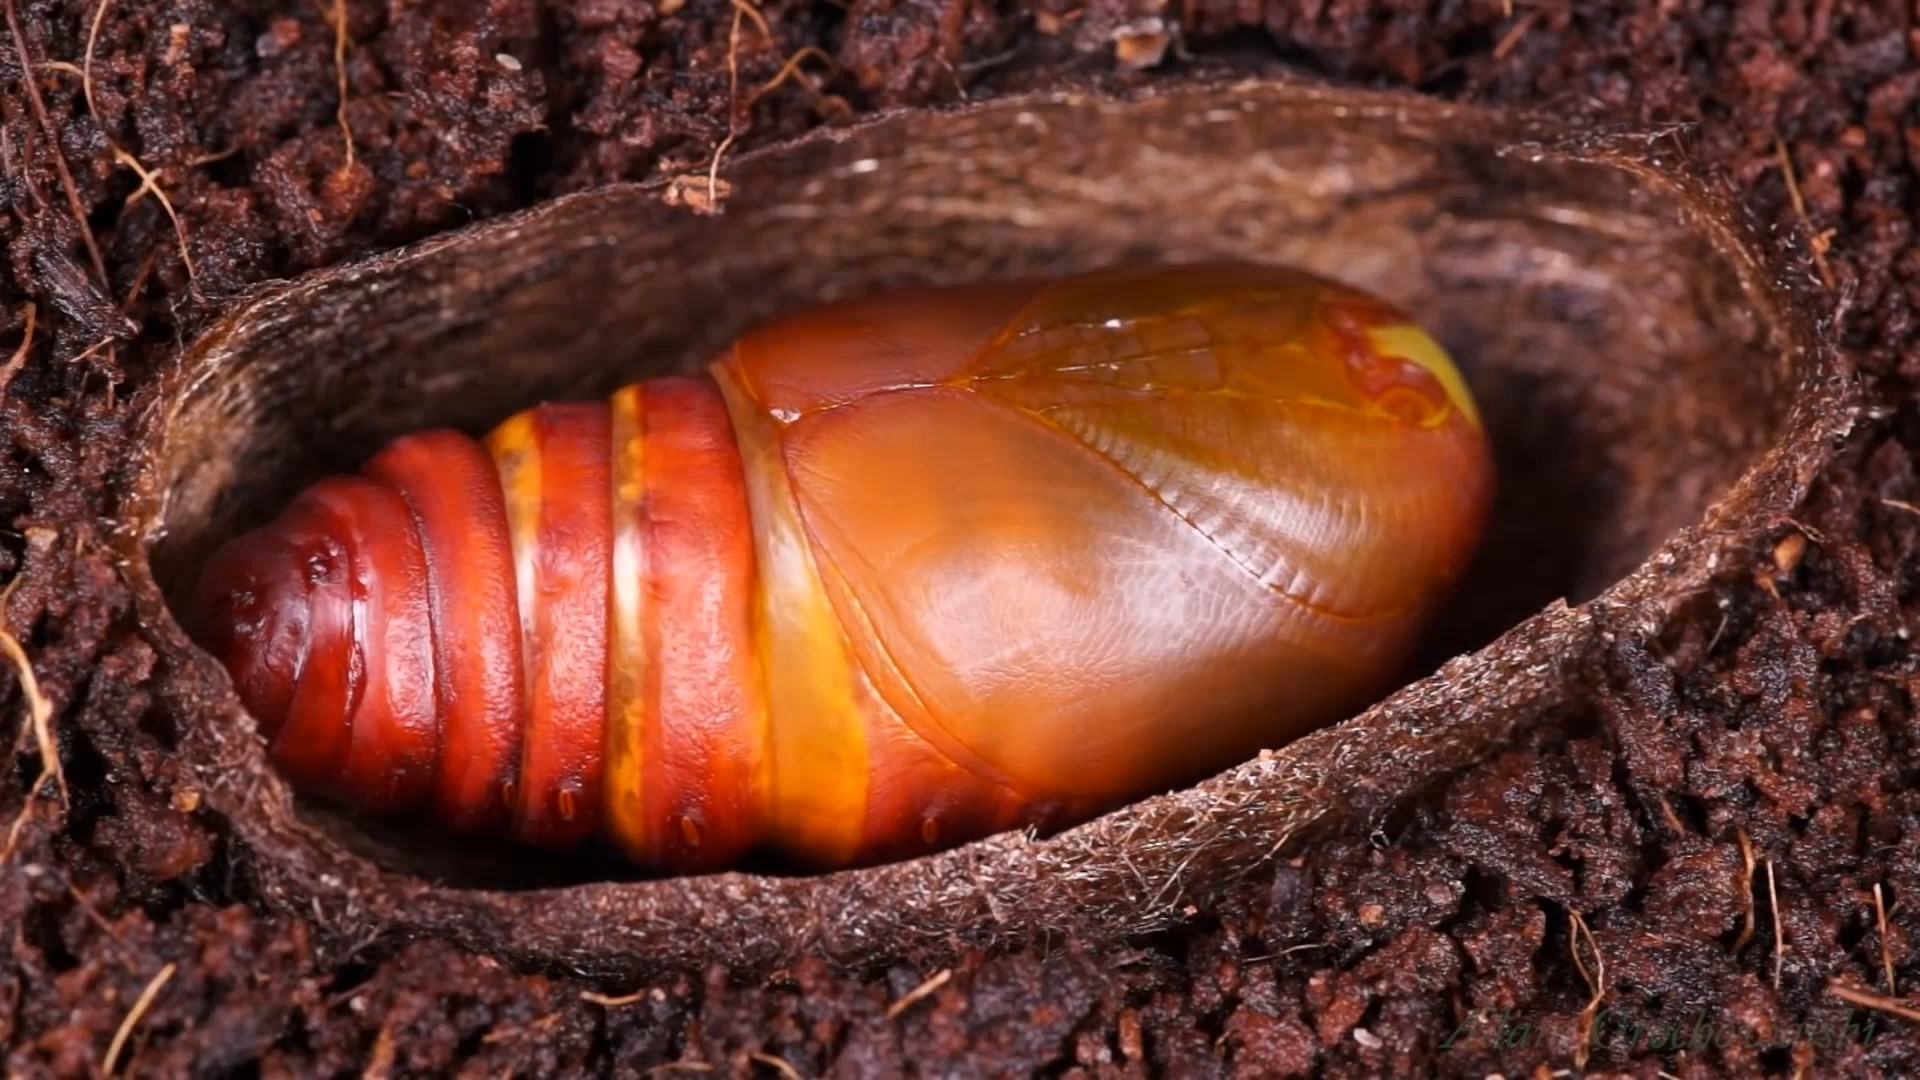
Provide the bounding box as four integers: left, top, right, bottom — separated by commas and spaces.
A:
118, 81, 1851, 976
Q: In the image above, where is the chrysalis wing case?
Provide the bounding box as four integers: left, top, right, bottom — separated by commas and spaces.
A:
190, 263, 1496, 872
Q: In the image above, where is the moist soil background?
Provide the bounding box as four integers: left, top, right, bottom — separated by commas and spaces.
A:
3, 1, 1920, 1077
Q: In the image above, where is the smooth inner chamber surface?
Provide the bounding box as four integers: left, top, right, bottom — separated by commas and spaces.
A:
187, 263, 1494, 871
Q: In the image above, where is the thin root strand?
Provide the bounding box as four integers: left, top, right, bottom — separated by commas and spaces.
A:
1, 596, 66, 864
102, 962, 176, 1076
1568, 909, 1607, 1069
88, 0, 198, 287
1829, 980, 1920, 1024
1, 302, 36, 403
885, 968, 953, 1019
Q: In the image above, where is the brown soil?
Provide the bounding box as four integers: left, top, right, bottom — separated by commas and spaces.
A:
3, 1, 1919, 1076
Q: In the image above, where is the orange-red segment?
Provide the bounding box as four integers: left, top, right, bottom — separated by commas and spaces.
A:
605, 386, 651, 859
303, 477, 439, 814
192, 493, 359, 793
364, 431, 525, 830
601, 376, 766, 869
488, 405, 611, 848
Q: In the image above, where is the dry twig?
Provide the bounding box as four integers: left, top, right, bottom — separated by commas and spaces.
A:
702, 2, 748, 211
326, 0, 355, 168
1768, 857, 1785, 990
1733, 827, 1757, 953
746, 45, 839, 109
360, 1023, 395, 1080
1876, 883, 1897, 996
1883, 497, 1920, 517
1492, 8, 1541, 60
1, 302, 35, 402
103, 962, 176, 1076
729, 0, 772, 40
1567, 909, 1607, 1069
87, 0, 198, 285
1, 584, 67, 863
6, 0, 109, 286
118, 249, 158, 315
66, 883, 129, 947
580, 988, 649, 1007
680, 0, 841, 213
481, 1011, 562, 1045
748, 1052, 801, 1079
885, 968, 952, 1019
68, 335, 115, 368
1774, 135, 1836, 291
1829, 980, 1920, 1024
